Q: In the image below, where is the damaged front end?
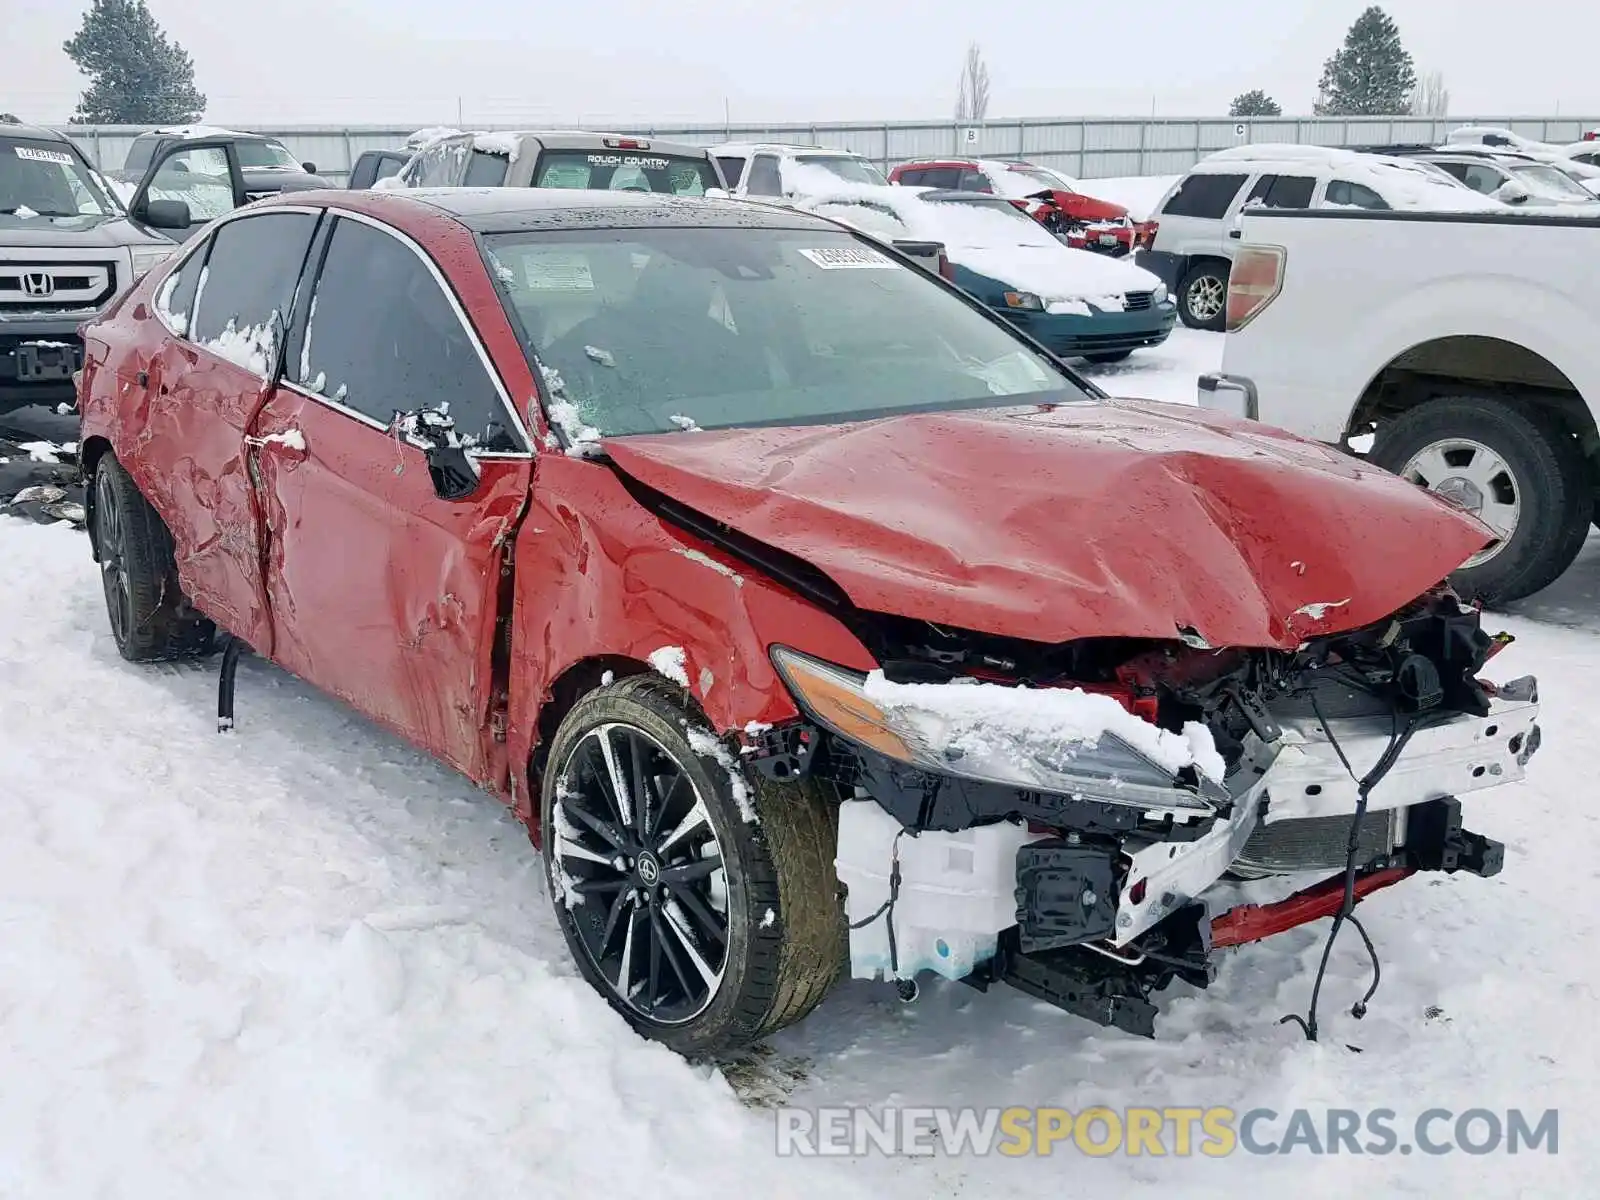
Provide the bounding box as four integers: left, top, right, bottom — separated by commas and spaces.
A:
748, 591, 1540, 1037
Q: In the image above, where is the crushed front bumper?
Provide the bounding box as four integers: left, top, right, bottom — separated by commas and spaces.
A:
813, 675, 1539, 1035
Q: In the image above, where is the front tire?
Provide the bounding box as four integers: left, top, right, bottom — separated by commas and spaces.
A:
91, 453, 215, 661
1369, 396, 1591, 605
541, 674, 843, 1056
1083, 350, 1134, 364
1178, 260, 1229, 331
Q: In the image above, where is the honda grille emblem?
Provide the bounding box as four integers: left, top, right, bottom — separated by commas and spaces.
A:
21, 272, 55, 298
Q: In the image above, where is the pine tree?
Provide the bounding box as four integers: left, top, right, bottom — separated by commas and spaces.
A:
63, 0, 206, 125
1229, 90, 1282, 118
1314, 6, 1416, 116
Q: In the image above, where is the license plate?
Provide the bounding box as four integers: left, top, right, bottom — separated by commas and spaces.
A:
1098, 233, 1120, 246
15, 342, 77, 382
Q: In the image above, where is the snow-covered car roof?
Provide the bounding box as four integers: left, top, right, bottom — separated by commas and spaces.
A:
143, 125, 277, 142
709, 141, 870, 159
1191, 146, 1505, 213
402, 128, 712, 161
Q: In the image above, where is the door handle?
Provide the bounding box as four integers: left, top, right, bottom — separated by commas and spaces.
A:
244, 429, 308, 459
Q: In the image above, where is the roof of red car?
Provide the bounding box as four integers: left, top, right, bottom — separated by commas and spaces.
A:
257, 187, 834, 233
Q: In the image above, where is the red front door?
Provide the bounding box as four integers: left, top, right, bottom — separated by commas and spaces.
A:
250, 386, 530, 781
246, 212, 534, 783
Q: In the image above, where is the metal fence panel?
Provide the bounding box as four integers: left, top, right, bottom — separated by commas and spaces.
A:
53, 115, 1600, 183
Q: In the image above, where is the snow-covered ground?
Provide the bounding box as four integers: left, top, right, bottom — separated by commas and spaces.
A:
3, 327, 1597, 1196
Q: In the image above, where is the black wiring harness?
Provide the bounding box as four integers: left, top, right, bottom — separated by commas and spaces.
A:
1279, 678, 1450, 1042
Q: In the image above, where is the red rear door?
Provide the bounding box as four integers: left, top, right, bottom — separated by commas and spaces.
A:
124, 207, 320, 649
249, 212, 534, 784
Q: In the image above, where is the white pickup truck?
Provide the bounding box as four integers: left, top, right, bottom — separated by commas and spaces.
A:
1199, 206, 1600, 605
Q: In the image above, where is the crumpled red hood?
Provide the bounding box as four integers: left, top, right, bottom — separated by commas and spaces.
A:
602, 399, 1493, 650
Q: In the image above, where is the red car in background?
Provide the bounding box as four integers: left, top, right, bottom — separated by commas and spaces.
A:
889, 158, 1136, 255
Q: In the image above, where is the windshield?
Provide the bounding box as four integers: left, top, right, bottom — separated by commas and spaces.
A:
795, 155, 888, 186
1004, 166, 1078, 195
1510, 162, 1595, 200
235, 140, 300, 169
483, 226, 1084, 439
0, 137, 120, 219
532, 150, 717, 195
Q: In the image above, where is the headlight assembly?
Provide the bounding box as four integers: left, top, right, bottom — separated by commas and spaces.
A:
770, 647, 1223, 816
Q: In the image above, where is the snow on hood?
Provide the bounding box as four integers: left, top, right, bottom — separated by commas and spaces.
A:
600, 400, 1494, 650
787, 166, 1161, 304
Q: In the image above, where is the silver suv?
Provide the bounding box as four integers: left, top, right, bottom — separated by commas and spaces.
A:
1, 125, 177, 415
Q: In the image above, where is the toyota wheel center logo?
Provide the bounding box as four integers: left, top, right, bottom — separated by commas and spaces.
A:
22, 272, 55, 298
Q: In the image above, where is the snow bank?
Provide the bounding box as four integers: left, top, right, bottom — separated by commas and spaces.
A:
861, 671, 1226, 784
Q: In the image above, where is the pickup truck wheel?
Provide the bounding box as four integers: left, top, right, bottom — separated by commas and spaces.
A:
541, 675, 844, 1057
1370, 397, 1590, 605
91, 453, 216, 662
1178, 261, 1228, 331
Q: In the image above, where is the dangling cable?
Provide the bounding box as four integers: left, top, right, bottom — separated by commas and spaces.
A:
1280, 693, 1420, 1041
849, 828, 907, 976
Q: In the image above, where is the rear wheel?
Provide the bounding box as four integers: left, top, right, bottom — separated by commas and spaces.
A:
1178, 260, 1229, 331
91, 453, 215, 661
541, 674, 844, 1057
1369, 396, 1591, 605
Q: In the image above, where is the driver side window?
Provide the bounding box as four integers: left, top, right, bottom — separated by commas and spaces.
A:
288, 216, 519, 451
147, 146, 236, 220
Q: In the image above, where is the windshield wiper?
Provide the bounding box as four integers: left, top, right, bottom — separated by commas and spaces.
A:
1, 207, 79, 218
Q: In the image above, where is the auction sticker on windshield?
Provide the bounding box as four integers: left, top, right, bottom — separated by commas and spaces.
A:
797, 247, 897, 270
521, 252, 595, 291
14, 147, 75, 165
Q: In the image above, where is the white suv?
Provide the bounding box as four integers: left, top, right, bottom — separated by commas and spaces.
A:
1141, 145, 1496, 331
708, 142, 888, 199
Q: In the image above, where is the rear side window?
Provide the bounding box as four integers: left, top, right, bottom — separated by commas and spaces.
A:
410, 137, 472, 187
123, 137, 159, 174
1244, 173, 1316, 209
154, 247, 206, 335
715, 156, 746, 188
1161, 172, 1247, 219
463, 151, 509, 186
746, 154, 782, 196
292, 217, 518, 451
190, 212, 317, 375
1324, 180, 1389, 210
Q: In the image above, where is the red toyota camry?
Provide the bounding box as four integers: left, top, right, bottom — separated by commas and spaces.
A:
76, 187, 1537, 1055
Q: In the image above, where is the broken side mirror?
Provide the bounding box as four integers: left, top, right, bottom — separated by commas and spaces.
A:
392, 407, 482, 501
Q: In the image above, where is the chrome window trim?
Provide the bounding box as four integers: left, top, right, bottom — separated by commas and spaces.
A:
152, 202, 535, 459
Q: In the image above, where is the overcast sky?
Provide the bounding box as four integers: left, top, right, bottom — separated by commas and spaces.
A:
6, 0, 1599, 128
